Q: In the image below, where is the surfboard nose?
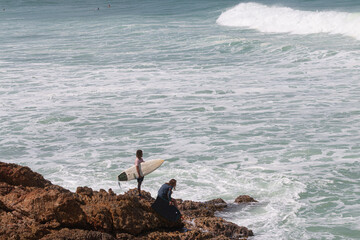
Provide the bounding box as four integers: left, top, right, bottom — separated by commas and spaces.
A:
118, 172, 128, 181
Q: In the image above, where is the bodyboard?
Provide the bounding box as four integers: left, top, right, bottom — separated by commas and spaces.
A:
151, 197, 181, 222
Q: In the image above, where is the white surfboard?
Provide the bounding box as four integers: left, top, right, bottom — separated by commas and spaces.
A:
117, 159, 164, 181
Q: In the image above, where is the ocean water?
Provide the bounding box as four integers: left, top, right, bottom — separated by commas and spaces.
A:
1, 0, 360, 239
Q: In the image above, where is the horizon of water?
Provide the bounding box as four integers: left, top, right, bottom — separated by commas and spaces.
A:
1, 0, 360, 239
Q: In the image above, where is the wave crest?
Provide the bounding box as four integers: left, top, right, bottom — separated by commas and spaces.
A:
216, 2, 360, 40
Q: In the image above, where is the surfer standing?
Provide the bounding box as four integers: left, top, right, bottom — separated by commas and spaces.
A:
158, 179, 178, 208
135, 149, 144, 197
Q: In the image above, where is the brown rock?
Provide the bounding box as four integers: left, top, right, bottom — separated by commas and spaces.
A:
0, 210, 50, 240
0, 182, 13, 196
139, 230, 214, 240
234, 195, 258, 204
41, 228, 116, 240
194, 217, 254, 238
76, 186, 94, 198
0, 161, 255, 239
178, 198, 227, 218
0, 162, 51, 188
2, 186, 87, 228
116, 232, 136, 239
124, 188, 154, 202
76, 187, 182, 235
0, 199, 12, 213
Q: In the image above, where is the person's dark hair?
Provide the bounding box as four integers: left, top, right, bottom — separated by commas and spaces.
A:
167, 179, 177, 190
136, 150, 143, 158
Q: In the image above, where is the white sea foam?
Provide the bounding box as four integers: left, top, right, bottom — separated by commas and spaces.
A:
217, 2, 360, 40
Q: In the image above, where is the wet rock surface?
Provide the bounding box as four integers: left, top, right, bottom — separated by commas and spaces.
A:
0, 161, 255, 239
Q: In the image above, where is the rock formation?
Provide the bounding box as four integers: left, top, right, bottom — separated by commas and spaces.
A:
0, 162, 255, 239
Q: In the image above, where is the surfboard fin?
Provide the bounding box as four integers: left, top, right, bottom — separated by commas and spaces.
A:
118, 172, 128, 181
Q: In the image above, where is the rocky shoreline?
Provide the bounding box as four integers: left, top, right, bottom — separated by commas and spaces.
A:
0, 162, 257, 239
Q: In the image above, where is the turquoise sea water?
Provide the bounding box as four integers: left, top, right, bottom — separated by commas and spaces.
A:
1, 0, 360, 239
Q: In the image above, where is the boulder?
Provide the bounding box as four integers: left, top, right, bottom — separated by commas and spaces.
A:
194, 217, 254, 238
0, 162, 51, 188
234, 195, 258, 204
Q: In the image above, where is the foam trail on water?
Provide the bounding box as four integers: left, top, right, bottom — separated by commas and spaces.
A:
217, 2, 360, 40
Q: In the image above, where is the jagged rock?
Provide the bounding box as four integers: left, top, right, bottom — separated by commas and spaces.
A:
234, 195, 258, 204
76, 186, 182, 235
1, 184, 87, 229
116, 232, 136, 240
76, 186, 93, 197
177, 198, 227, 218
0, 162, 51, 188
0, 210, 50, 240
194, 217, 254, 238
138, 230, 214, 240
124, 188, 154, 202
41, 228, 116, 240
0, 161, 254, 239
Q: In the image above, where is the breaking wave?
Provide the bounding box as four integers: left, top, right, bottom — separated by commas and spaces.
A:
217, 2, 360, 40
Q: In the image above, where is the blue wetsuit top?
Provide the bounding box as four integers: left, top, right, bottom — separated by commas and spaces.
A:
158, 183, 173, 202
